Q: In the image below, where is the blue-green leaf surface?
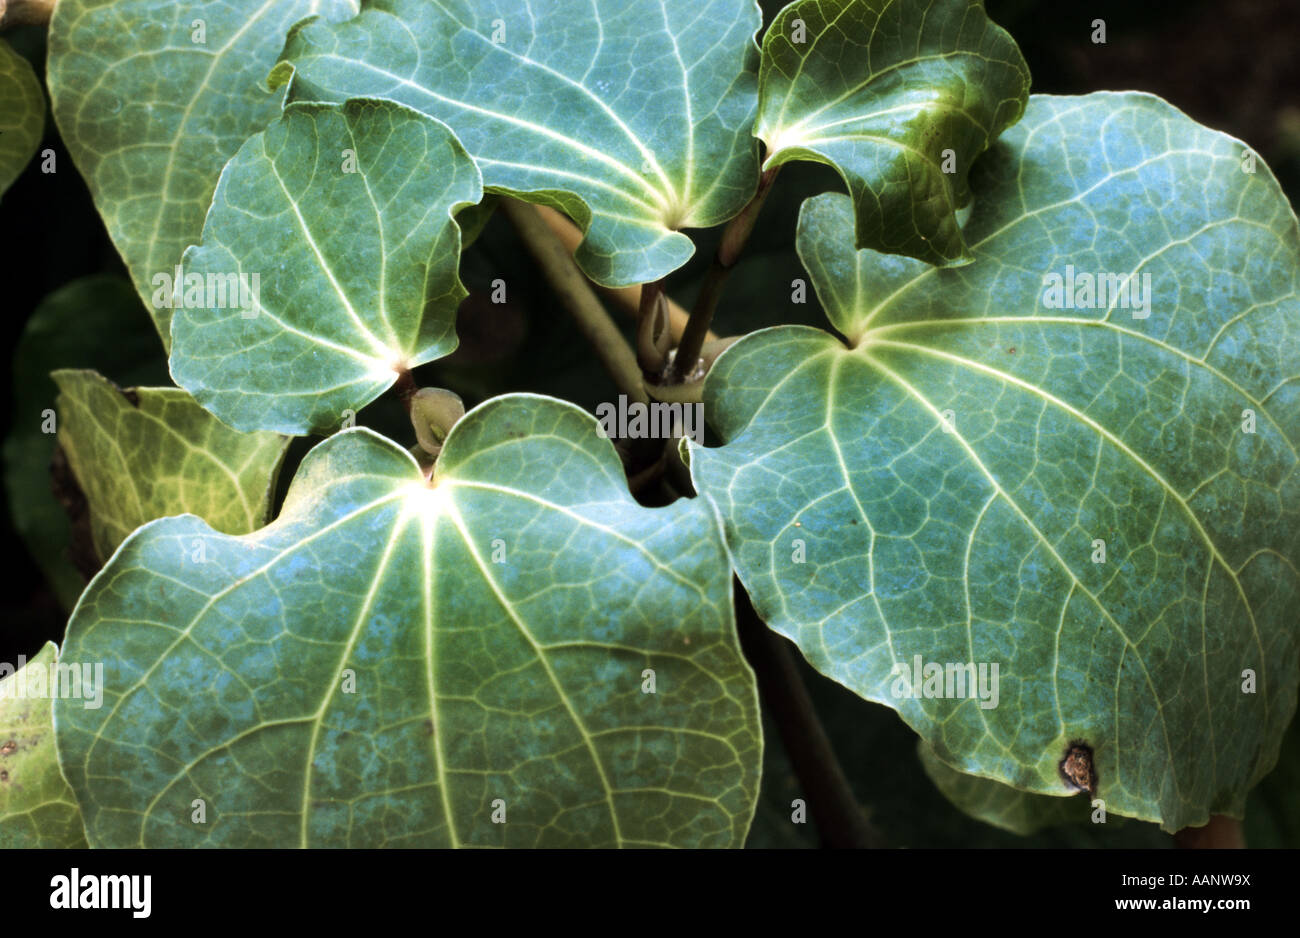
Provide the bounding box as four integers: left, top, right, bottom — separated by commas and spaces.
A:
756, 0, 1029, 265
273, 0, 763, 287
690, 93, 1300, 832
169, 99, 482, 435
47, 0, 361, 344
55, 395, 761, 847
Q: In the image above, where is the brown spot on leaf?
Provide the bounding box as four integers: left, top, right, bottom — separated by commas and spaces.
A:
1059, 741, 1098, 795
0, 739, 15, 756
423, 720, 434, 736
0, 770, 8, 782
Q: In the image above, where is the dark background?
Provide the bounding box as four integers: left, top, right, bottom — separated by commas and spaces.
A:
1, 0, 1296, 847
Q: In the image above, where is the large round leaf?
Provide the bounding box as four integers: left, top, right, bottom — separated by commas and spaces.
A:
273, 0, 763, 287
689, 92, 1300, 832
47, 0, 360, 344
56, 395, 760, 847
169, 99, 482, 435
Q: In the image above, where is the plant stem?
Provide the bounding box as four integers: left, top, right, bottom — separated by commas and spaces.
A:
501, 198, 648, 406
0, 0, 54, 28
1174, 815, 1245, 848
669, 166, 780, 383
533, 205, 710, 345
734, 582, 882, 848
392, 368, 417, 412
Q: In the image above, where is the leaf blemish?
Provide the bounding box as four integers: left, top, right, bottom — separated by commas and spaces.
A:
1058, 741, 1098, 795
0, 739, 15, 756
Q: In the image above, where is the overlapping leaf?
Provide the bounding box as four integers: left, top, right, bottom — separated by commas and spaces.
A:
53, 370, 291, 563
0, 37, 43, 198
273, 0, 763, 287
756, 0, 1029, 265
0, 644, 88, 848
169, 99, 482, 435
56, 394, 760, 847
46, 0, 360, 343
917, 740, 1087, 835
4, 276, 168, 608
689, 93, 1300, 831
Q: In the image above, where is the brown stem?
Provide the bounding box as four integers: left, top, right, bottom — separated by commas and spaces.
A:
1174, 815, 1245, 848
392, 368, 418, 412
0, 0, 55, 28
735, 583, 882, 848
669, 166, 780, 383
501, 198, 648, 406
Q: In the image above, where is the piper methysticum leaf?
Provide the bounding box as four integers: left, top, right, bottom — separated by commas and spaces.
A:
273, 0, 763, 287
689, 93, 1300, 832
169, 99, 482, 435
0, 37, 44, 198
47, 0, 360, 345
0, 644, 88, 848
917, 740, 1086, 835
56, 394, 760, 847
756, 0, 1029, 266
53, 370, 291, 564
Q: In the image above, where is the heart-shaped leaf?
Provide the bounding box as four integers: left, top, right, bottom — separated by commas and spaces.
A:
756, 0, 1029, 265
53, 370, 291, 564
56, 394, 760, 847
0, 644, 88, 848
0, 37, 43, 198
169, 99, 482, 435
47, 0, 360, 344
273, 0, 763, 287
689, 93, 1300, 832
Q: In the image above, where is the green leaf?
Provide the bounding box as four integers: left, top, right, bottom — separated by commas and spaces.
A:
0, 644, 88, 848
46, 0, 360, 345
169, 99, 482, 435
56, 394, 760, 847
689, 93, 1300, 832
918, 740, 1088, 835
0, 37, 44, 198
273, 0, 763, 287
756, 0, 1029, 266
4, 276, 169, 609
53, 370, 291, 565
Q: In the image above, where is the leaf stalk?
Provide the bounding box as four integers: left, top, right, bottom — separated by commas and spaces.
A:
669, 165, 780, 383
501, 198, 649, 407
